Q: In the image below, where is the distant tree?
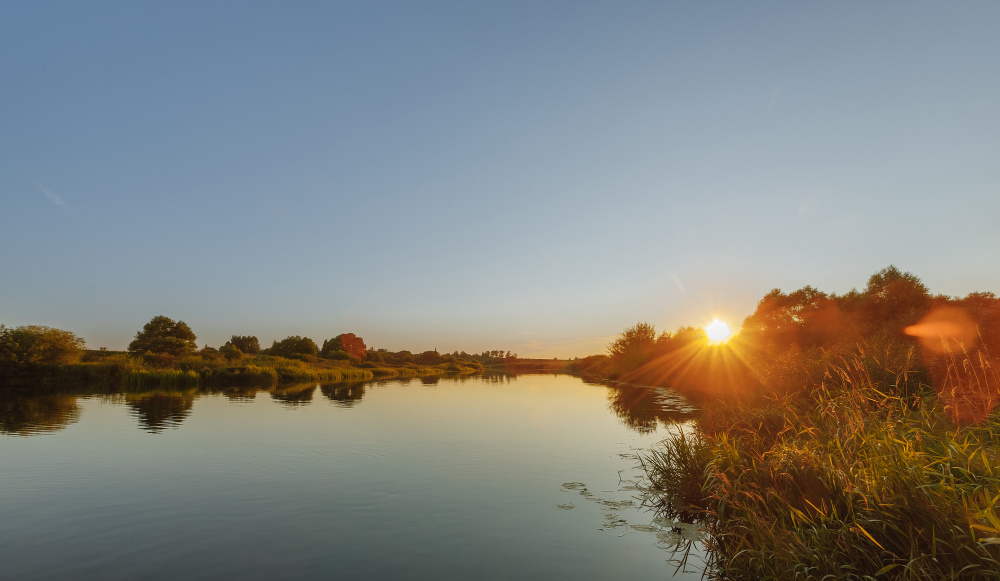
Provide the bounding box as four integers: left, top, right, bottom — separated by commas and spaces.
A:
366, 349, 388, 364
0, 325, 86, 368
741, 286, 831, 348
390, 350, 414, 364
608, 322, 657, 361
416, 350, 443, 365
128, 316, 198, 356
320, 333, 367, 361
862, 265, 930, 328
269, 336, 318, 358
226, 335, 260, 354
219, 343, 243, 361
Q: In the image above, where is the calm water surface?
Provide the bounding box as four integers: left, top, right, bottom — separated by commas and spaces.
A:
1, 374, 705, 580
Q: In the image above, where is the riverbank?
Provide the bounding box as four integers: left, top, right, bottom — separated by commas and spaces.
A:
575, 269, 1000, 579
1, 350, 487, 391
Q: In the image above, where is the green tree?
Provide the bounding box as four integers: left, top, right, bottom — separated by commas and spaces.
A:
0, 324, 86, 368
128, 316, 198, 356
219, 343, 243, 361
269, 336, 318, 358
226, 335, 260, 354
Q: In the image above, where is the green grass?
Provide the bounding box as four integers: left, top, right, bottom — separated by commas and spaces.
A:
641, 344, 1000, 580
121, 369, 200, 391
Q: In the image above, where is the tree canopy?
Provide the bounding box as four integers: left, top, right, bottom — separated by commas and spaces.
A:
225, 335, 260, 354
269, 336, 318, 358
128, 316, 198, 356
320, 333, 367, 361
0, 325, 86, 368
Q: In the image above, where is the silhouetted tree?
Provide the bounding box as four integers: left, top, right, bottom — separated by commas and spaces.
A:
608, 322, 658, 371
128, 316, 197, 356
861, 265, 930, 331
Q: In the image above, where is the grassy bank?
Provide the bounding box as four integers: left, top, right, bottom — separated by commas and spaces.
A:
583, 268, 1000, 579
2, 350, 485, 391
638, 345, 1000, 579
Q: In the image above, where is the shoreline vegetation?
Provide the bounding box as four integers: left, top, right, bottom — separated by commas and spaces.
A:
0, 321, 517, 391
578, 266, 1000, 579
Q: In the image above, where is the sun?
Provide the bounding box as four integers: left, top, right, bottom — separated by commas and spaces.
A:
705, 318, 733, 344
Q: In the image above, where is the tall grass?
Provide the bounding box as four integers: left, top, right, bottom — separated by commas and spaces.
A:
642, 344, 1000, 579
121, 369, 200, 391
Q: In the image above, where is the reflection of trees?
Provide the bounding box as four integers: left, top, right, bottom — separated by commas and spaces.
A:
595, 381, 696, 434
0, 392, 80, 435
480, 370, 513, 383
223, 386, 258, 402
420, 376, 440, 385
320, 382, 366, 407
269, 383, 316, 406
127, 392, 195, 433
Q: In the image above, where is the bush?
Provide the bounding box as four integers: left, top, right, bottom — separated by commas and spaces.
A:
0, 324, 85, 369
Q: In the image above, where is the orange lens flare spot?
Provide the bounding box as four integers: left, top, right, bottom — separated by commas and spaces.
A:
705, 319, 733, 344
904, 306, 977, 353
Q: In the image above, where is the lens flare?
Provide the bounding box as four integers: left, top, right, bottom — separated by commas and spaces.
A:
705, 319, 733, 343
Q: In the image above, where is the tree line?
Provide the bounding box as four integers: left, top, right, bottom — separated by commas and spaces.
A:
578, 265, 1000, 404
1, 314, 514, 378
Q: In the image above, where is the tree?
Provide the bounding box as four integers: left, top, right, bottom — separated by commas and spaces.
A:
861, 266, 930, 331
608, 322, 657, 361
320, 333, 367, 361
0, 325, 85, 368
269, 336, 318, 358
128, 316, 198, 356
219, 343, 243, 361
226, 335, 260, 354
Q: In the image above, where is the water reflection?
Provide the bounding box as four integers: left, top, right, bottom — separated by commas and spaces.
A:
269, 383, 316, 406
0, 392, 80, 436
2, 374, 697, 436
320, 382, 366, 407
588, 379, 697, 433
223, 385, 257, 402
126, 392, 195, 433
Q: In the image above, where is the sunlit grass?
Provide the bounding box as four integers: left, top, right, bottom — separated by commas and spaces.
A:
640, 344, 1000, 579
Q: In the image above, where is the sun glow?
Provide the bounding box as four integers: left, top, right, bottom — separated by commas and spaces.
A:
705, 318, 733, 344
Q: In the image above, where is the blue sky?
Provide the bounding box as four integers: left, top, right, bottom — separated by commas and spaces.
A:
2, 1, 998, 356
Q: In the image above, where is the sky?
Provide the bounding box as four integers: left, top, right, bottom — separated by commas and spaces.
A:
2, 1, 998, 357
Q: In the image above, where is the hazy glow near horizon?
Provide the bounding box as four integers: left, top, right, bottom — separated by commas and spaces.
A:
1, 3, 997, 357
705, 319, 733, 344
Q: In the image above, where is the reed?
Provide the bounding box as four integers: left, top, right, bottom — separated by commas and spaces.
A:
121, 368, 200, 391
643, 343, 1000, 579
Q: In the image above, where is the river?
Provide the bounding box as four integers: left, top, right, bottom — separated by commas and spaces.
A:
0, 373, 707, 580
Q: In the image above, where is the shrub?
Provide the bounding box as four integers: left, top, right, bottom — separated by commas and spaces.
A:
0, 324, 85, 368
